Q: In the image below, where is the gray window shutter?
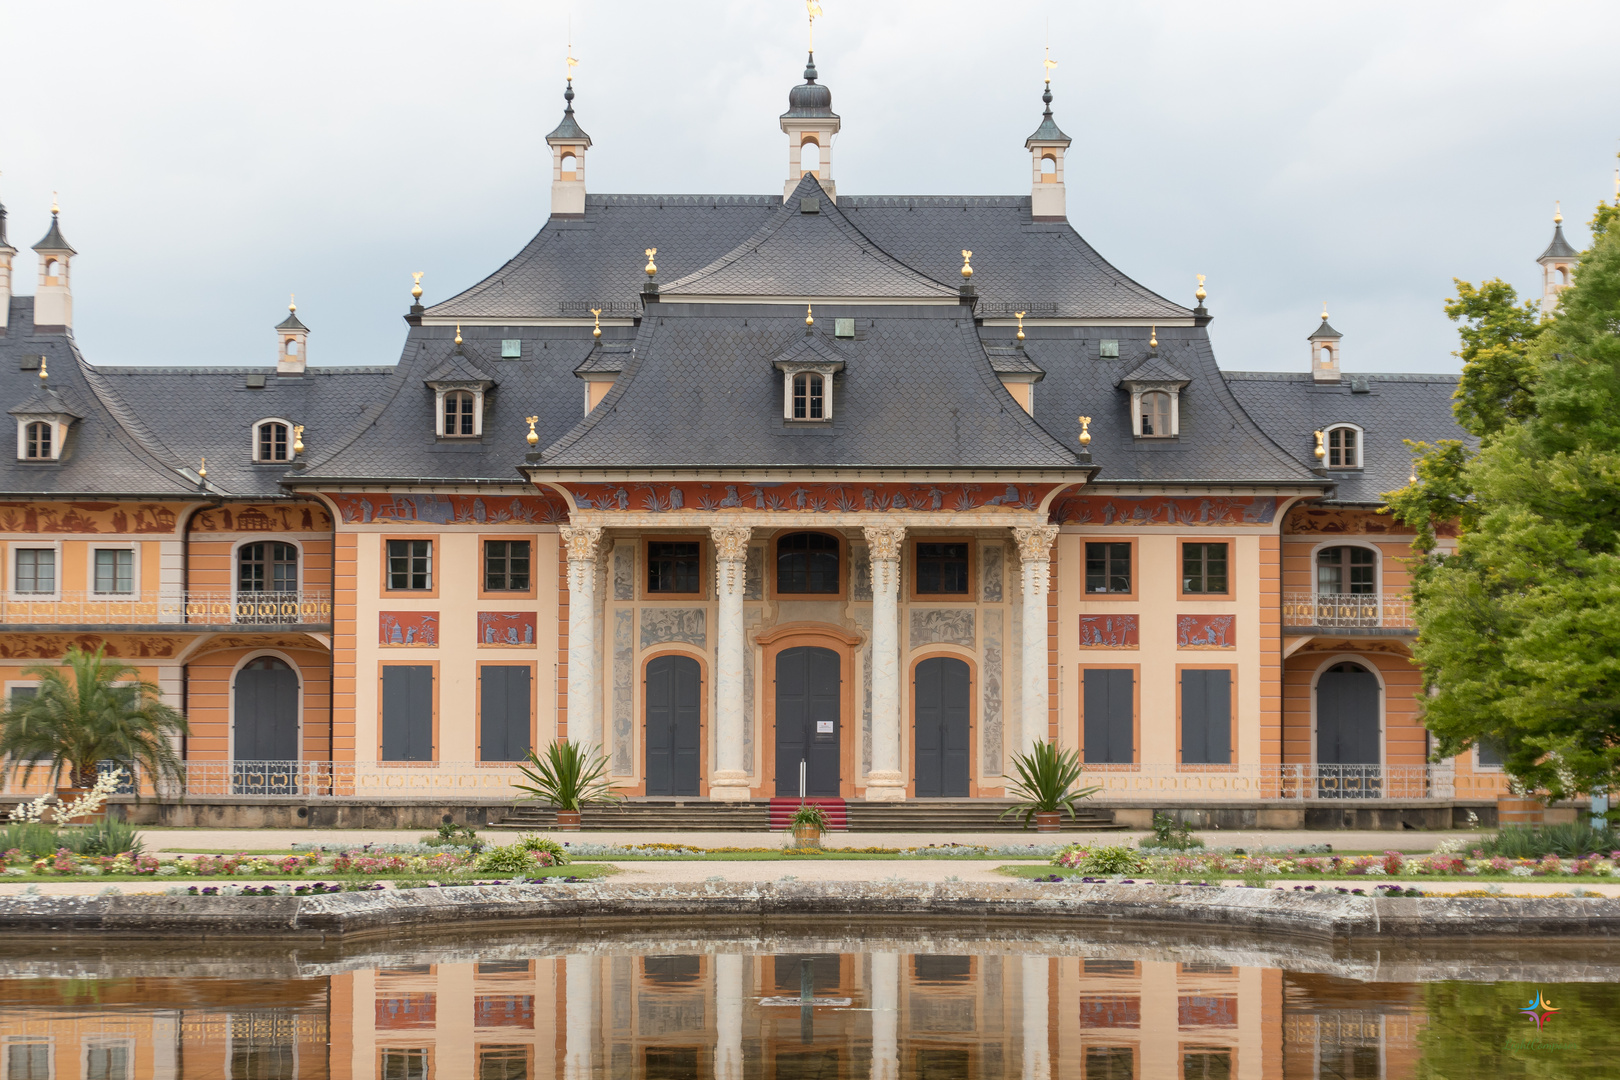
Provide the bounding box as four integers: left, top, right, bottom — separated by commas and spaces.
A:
383, 666, 434, 762
1084, 669, 1135, 765
1181, 670, 1231, 765
481, 666, 531, 762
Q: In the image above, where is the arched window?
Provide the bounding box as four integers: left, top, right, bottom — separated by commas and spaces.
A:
256, 421, 290, 462
444, 390, 477, 437
1318, 345, 1334, 367
1140, 391, 1172, 437
24, 422, 52, 460
284, 339, 299, 356
801, 140, 821, 175
560, 152, 577, 173
792, 373, 825, 420
1040, 154, 1057, 177
1317, 546, 1376, 596
238, 542, 299, 594
44, 259, 59, 280
776, 532, 839, 594
1325, 425, 1360, 468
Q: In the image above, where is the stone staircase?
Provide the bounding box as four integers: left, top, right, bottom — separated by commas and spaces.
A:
488, 798, 1118, 833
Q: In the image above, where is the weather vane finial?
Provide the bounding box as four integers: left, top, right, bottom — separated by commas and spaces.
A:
566, 24, 578, 82
807, 1, 822, 51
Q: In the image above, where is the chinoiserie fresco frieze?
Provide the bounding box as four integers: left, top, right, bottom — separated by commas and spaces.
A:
379, 612, 438, 647
0, 501, 182, 534
328, 492, 569, 525
192, 503, 331, 532
909, 608, 975, 649
562, 482, 1058, 514
639, 607, 706, 648
0, 634, 186, 660
1177, 614, 1237, 649
1283, 504, 1439, 535
1079, 614, 1140, 649
477, 612, 537, 647
1049, 495, 1281, 527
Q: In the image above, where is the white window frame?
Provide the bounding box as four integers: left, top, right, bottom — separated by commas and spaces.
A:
2, 1035, 57, 1080
90, 542, 139, 596
1127, 384, 1182, 438
252, 418, 295, 463
15, 417, 67, 462
231, 537, 305, 602
433, 385, 486, 438
81, 1037, 135, 1080
1323, 423, 1364, 469
778, 362, 840, 422
1472, 742, 1505, 772
8, 541, 63, 601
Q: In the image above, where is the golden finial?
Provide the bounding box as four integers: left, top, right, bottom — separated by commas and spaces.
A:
590, 307, 602, 339
38, 357, 47, 381
50, 192, 59, 216
960, 250, 973, 280
1078, 415, 1092, 447
644, 248, 658, 278
805, 304, 814, 328
198, 456, 207, 479
454, 323, 462, 345
1554, 200, 1563, 225
1321, 302, 1329, 322
807, 1, 822, 50
1044, 45, 1057, 82
1015, 311, 1026, 341
411, 272, 423, 300
1195, 274, 1206, 303
292, 425, 305, 455
289, 293, 296, 314
1149, 326, 1158, 349
1313, 430, 1326, 460
1409, 463, 1418, 486
525, 415, 540, 446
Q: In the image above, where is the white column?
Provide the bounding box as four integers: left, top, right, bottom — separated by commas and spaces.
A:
559, 526, 604, 750
564, 954, 595, 1080
863, 525, 906, 800
1021, 955, 1051, 1080
1013, 526, 1059, 759
710, 526, 753, 800
714, 952, 745, 1080
870, 952, 900, 1080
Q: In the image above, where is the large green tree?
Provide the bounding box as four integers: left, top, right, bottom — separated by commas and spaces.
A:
1387, 199, 1620, 800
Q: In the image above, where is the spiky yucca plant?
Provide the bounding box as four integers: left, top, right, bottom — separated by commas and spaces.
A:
514, 740, 623, 812
998, 741, 1100, 827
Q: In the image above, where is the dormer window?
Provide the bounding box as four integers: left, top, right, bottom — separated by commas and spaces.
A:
24, 422, 51, 460
1140, 392, 1172, 437
444, 390, 478, 437
255, 420, 291, 462
1325, 424, 1362, 468
792, 373, 825, 419
1117, 349, 1190, 440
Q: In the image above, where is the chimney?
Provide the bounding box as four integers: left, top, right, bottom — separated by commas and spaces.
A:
31, 200, 75, 332
1309, 306, 1342, 383
275, 297, 309, 375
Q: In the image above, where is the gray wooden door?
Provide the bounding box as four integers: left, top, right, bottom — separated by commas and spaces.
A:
1083, 669, 1134, 764
479, 665, 531, 762
1180, 669, 1232, 765
1316, 664, 1381, 765
381, 665, 434, 762
914, 656, 970, 797
233, 657, 298, 761
645, 654, 701, 796
774, 646, 840, 797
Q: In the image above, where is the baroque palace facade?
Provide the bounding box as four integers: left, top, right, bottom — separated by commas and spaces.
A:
0, 54, 1546, 806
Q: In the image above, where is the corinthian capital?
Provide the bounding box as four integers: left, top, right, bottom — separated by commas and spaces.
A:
862, 524, 906, 561
1012, 524, 1060, 563
709, 525, 753, 562
557, 525, 605, 562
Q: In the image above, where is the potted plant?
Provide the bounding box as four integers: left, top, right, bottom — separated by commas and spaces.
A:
0, 645, 188, 819
999, 741, 1099, 832
514, 740, 622, 830
789, 802, 829, 847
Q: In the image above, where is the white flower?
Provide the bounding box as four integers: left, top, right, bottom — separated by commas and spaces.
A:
3, 867, 26, 877
157, 866, 178, 876
1364, 866, 1387, 876
1509, 866, 1534, 877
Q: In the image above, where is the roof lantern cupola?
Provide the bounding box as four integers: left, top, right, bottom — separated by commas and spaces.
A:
1026, 50, 1072, 222
31, 196, 75, 332
1309, 304, 1343, 383
781, 5, 840, 202
545, 47, 593, 219
276, 295, 309, 376
0, 182, 14, 334
1537, 201, 1579, 316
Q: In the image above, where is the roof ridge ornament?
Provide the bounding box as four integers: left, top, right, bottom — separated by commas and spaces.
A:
1015, 310, 1026, 341
38, 356, 47, 381
806, 0, 822, 52
961, 250, 973, 280
591, 307, 602, 339
525, 415, 540, 447
1553, 200, 1562, 225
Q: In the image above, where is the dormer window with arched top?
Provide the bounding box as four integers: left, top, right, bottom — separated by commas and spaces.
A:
792, 373, 825, 419
443, 390, 478, 437
1117, 349, 1190, 440
11, 387, 80, 463
254, 419, 291, 463
1325, 424, 1362, 468
773, 337, 845, 425
1140, 392, 1172, 437
23, 422, 51, 460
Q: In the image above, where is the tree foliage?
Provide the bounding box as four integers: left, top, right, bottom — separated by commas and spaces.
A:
1445, 278, 1546, 440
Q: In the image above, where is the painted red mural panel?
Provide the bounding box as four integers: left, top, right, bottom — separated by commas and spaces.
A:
479, 612, 537, 647
375, 993, 437, 1030
1177, 614, 1236, 649
1078, 995, 1142, 1029
1177, 994, 1238, 1027
1079, 615, 1140, 648
328, 493, 569, 526
0, 502, 180, 534
379, 611, 438, 646
1049, 495, 1281, 527
561, 482, 1059, 514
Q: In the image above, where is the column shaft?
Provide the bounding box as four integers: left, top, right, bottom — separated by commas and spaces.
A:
563, 954, 595, 1080
863, 525, 906, 800
710, 526, 753, 800
870, 952, 899, 1080
1013, 526, 1059, 758
1021, 955, 1051, 1080
559, 526, 604, 750
714, 952, 745, 1080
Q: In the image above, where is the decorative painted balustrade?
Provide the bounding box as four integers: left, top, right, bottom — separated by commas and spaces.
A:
0, 590, 333, 627
1281, 592, 1416, 632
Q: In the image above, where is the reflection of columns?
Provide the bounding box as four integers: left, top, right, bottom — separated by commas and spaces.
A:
1013, 526, 1059, 758
710, 526, 753, 800
715, 953, 744, 1080
1021, 955, 1051, 1080
870, 952, 900, 1080
560, 526, 605, 749
864, 525, 906, 800
564, 954, 595, 1080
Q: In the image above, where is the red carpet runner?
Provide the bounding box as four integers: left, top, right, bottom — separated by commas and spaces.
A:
768, 797, 848, 831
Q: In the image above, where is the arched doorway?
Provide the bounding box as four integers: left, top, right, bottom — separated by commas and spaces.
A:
775, 646, 841, 797
1315, 661, 1381, 798
645, 654, 701, 797
913, 656, 970, 797
233, 655, 299, 794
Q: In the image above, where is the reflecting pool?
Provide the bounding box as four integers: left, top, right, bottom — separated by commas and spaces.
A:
3, 925, 1618, 1078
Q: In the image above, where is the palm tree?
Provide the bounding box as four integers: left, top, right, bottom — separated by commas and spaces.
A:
0, 645, 188, 793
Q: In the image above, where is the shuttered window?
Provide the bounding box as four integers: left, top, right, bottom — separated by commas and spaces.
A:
381, 666, 434, 761
479, 665, 531, 762
1180, 669, 1232, 765
1082, 669, 1135, 764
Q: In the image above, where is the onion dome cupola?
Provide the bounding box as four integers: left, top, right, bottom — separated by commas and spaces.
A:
545, 78, 593, 218
780, 53, 841, 202
31, 200, 76, 332
1537, 202, 1579, 314
1309, 306, 1343, 382
1026, 74, 1073, 221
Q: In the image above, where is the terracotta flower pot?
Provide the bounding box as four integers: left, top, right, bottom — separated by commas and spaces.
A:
1496, 795, 1545, 828
53, 787, 105, 826
1034, 811, 1061, 833
555, 809, 582, 831
792, 824, 822, 848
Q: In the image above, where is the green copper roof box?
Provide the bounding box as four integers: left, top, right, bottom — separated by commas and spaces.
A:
245, 373, 266, 388
1100, 339, 1120, 359
800, 196, 820, 214
835, 318, 855, 338
501, 339, 522, 358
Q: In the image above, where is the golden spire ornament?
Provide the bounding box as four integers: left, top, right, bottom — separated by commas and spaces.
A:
1149, 326, 1158, 349
38, 356, 47, 381
807, 0, 822, 50
198, 456, 207, 479
289, 293, 296, 314
1078, 415, 1092, 447
292, 425, 305, 455
1015, 311, 1026, 341
454, 323, 462, 345
644, 248, 657, 278
805, 304, 814, 328
1044, 45, 1057, 83
1195, 274, 1207, 303
1313, 430, 1326, 460
525, 415, 540, 447
411, 272, 423, 301
1554, 200, 1563, 225
1321, 302, 1329, 322
960, 250, 973, 280
51, 191, 59, 216
590, 307, 602, 339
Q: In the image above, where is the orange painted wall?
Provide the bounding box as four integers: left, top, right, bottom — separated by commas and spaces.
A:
1259, 535, 1281, 763
332, 531, 358, 763
184, 646, 332, 762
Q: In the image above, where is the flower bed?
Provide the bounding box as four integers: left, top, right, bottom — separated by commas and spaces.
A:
1050, 844, 1620, 881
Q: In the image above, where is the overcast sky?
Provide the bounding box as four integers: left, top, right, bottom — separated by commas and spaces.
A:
2, 1, 1616, 373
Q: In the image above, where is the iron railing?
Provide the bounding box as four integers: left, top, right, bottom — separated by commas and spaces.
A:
0, 589, 332, 627
1282, 592, 1416, 631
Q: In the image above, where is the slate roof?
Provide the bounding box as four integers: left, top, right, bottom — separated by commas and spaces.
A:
1223, 371, 1472, 503
574, 342, 631, 374
1539, 222, 1578, 261
275, 309, 309, 333
1025, 84, 1071, 146
1117, 354, 1191, 385
32, 214, 73, 255
1308, 317, 1342, 341
984, 346, 1044, 377
545, 81, 592, 145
